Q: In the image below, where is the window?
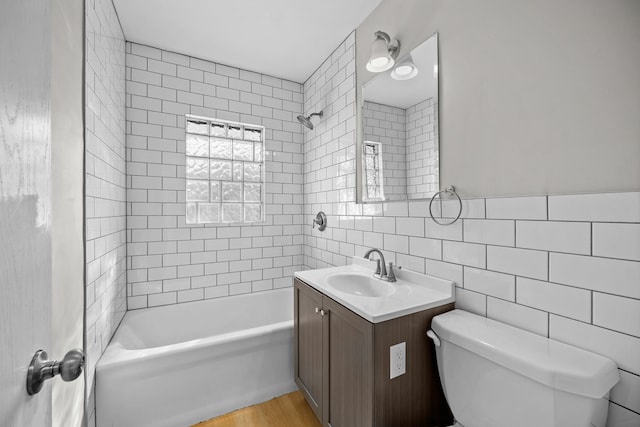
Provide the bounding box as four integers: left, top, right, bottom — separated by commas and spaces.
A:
185, 115, 265, 224
363, 141, 385, 201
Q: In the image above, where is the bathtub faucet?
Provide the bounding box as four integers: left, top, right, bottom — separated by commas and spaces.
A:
363, 248, 396, 282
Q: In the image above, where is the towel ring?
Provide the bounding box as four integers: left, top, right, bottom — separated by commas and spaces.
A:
429, 186, 462, 226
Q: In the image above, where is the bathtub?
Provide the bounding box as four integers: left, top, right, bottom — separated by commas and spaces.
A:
96, 288, 295, 427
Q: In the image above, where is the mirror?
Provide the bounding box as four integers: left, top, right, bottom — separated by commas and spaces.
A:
357, 33, 439, 202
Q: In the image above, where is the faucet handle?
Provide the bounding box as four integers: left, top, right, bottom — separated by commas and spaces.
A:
387, 262, 397, 282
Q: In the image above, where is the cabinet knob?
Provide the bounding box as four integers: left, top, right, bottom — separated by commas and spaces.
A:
320, 309, 327, 316
315, 307, 320, 314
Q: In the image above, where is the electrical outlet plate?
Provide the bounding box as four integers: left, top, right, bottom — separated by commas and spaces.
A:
390, 342, 406, 379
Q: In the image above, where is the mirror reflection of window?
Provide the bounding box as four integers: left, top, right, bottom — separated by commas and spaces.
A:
358, 33, 439, 203
364, 141, 385, 200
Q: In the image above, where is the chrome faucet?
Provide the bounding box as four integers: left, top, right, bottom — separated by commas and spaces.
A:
363, 248, 396, 282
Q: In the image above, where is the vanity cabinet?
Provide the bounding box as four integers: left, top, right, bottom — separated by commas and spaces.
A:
294, 277, 454, 427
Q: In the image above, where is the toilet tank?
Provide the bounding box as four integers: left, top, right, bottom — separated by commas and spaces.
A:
429, 310, 619, 427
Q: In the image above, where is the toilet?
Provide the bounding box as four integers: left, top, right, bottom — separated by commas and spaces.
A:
427, 310, 620, 427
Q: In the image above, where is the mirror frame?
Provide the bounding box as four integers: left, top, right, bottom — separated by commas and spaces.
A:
356, 32, 440, 204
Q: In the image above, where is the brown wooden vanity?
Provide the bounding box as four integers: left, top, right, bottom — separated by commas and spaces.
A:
294, 277, 454, 427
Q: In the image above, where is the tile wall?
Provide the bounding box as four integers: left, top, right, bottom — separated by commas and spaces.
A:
84, 0, 127, 423
303, 31, 640, 426
124, 43, 304, 309
363, 101, 407, 199
405, 98, 438, 198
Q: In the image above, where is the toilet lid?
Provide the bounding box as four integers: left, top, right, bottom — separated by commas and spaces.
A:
431, 310, 620, 399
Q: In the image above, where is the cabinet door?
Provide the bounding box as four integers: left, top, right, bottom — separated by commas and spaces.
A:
294, 279, 324, 421
323, 296, 374, 427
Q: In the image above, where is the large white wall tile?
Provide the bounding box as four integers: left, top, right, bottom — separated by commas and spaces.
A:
549, 253, 640, 299
426, 259, 463, 285
487, 246, 548, 280
549, 192, 640, 223
610, 370, 640, 414
516, 277, 591, 323
516, 220, 591, 255
425, 217, 463, 240
486, 196, 547, 220
593, 293, 640, 338
464, 267, 515, 301
593, 223, 640, 262
486, 297, 548, 337
549, 315, 640, 375
443, 241, 486, 268
454, 288, 487, 316
606, 402, 640, 427
463, 219, 514, 246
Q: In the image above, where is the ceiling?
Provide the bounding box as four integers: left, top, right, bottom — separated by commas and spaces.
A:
113, 0, 381, 83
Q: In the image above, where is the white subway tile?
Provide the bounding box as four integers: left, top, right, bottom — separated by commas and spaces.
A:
549, 315, 640, 375
443, 241, 486, 268
463, 219, 514, 246
593, 223, 640, 261
373, 217, 395, 234
396, 217, 425, 237
425, 217, 463, 241
487, 246, 548, 280
549, 192, 640, 223
430, 198, 485, 219
148, 292, 177, 307
205, 285, 229, 299
454, 288, 486, 316
409, 237, 441, 260
593, 293, 640, 337
549, 253, 640, 299
383, 201, 409, 217
464, 267, 515, 301
610, 370, 640, 414
516, 220, 591, 255
383, 234, 409, 254
606, 401, 640, 427
426, 259, 463, 285
516, 277, 591, 322
486, 196, 547, 220
177, 288, 203, 303
486, 297, 548, 337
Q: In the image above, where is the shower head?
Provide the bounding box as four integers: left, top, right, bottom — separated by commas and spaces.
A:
297, 111, 323, 130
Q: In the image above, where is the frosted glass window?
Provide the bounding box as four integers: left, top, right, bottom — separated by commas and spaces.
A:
185, 115, 265, 224
363, 141, 385, 201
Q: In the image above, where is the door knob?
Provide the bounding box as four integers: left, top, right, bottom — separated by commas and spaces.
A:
26, 349, 84, 395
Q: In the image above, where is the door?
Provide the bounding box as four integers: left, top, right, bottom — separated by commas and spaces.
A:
1, 0, 85, 426
294, 279, 324, 421
323, 296, 374, 427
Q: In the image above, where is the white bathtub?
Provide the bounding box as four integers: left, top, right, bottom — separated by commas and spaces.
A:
96, 288, 295, 427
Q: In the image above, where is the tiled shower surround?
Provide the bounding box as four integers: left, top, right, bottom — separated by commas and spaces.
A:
124, 42, 304, 309
84, 0, 126, 419
302, 32, 640, 425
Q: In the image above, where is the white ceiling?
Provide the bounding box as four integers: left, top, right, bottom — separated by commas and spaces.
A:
113, 0, 381, 83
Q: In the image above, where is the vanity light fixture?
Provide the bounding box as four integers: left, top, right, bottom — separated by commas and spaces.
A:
366, 31, 400, 73
390, 55, 419, 80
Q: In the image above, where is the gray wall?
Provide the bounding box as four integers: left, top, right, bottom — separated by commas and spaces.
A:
357, 0, 640, 197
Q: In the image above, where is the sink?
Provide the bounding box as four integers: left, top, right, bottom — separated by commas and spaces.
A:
325, 272, 395, 298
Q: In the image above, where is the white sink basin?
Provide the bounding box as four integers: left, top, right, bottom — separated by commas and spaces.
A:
295, 257, 455, 323
325, 272, 395, 298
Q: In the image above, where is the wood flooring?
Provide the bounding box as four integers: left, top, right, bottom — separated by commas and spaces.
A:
192, 391, 322, 427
